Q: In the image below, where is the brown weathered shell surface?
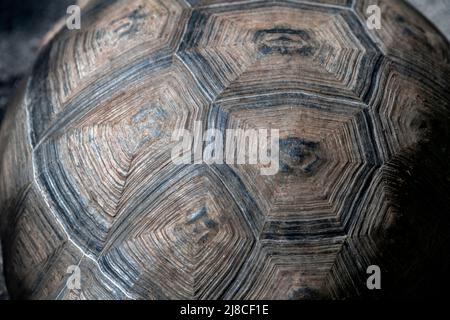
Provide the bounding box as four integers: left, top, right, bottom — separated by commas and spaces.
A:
0, 0, 449, 299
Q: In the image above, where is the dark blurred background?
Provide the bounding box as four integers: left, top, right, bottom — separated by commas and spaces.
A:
0, 0, 73, 121
0, 0, 448, 300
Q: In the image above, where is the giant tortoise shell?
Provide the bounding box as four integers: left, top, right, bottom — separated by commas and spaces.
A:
0, 0, 449, 299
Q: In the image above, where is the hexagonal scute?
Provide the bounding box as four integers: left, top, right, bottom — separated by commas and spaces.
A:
27, 0, 188, 145
33, 61, 209, 255
366, 59, 450, 162
99, 165, 255, 299
222, 238, 345, 299
354, 0, 450, 75
0, 0, 449, 300
177, 1, 381, 102
210, 92, 379, 239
